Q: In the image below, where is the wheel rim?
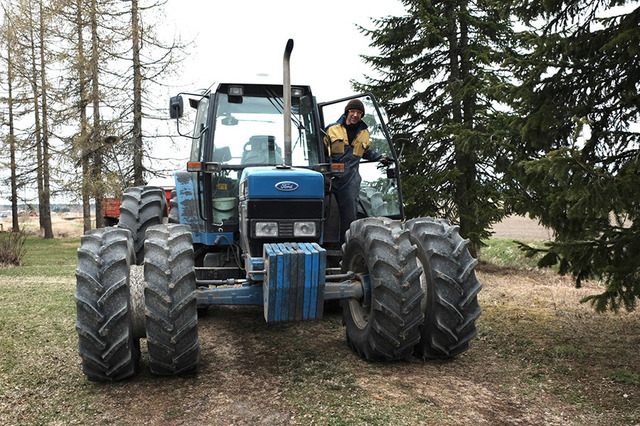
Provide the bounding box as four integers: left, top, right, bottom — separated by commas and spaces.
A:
347, 250, 370, 330
416, 256, 429, 315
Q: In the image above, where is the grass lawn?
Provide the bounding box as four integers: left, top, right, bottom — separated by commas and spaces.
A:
1, 235, 639, 424
0, 237, 105, 423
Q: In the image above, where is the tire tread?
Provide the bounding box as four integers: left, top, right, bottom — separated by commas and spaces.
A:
118, 186, 167, 265
75, 227, 139, 381
406, 217, 482, 359
144, 224, 200, 375
342, 217, 424, 361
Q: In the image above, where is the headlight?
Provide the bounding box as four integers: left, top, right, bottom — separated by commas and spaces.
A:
294, 221, 316, 237
255, 222, 278, 237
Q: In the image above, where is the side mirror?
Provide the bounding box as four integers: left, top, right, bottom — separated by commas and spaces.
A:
169, 95, 184, 119
386, 168, 397, 179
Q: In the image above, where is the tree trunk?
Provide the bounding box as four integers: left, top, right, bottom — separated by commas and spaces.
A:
459, 0, 477, 256
75, 0, 92, 232
5, 18, 20, 233
38, 0, 53, 238
446, 2, 477, 256
444, 6, 466, 228
131, 0, 144, 186
26, 2, 46, 233
90, 0, 104, 228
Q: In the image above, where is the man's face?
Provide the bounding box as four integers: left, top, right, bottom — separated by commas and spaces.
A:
345, 109, 363, 125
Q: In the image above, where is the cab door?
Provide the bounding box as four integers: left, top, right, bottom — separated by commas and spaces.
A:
318, 94, 404, 220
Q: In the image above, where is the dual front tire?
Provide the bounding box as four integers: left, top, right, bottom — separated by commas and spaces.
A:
75, 224, 199, 381
341, 217, 482, 361
75, 228, 140, 381
144, 225, 200, 375
76, 210, 478, 379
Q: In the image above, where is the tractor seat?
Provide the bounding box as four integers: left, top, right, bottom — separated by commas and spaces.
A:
212, 146, 232, 163
241, 135, 282, 165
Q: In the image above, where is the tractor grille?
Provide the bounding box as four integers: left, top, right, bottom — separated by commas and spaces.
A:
278, 222, 294, 237
247, 199, 322, 219
244, 198, 324, 257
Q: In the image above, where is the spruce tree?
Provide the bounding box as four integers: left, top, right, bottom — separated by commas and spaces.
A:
354, 0, 516, 253
508, 1, 640, 311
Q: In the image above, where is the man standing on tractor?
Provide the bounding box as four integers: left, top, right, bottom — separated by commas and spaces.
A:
325, 99, 390, 242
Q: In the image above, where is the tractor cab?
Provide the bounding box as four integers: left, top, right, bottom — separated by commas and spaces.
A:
169, 83, 404, 268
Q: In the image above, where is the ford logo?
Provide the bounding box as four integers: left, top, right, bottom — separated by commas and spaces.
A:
275, 181, 299, 192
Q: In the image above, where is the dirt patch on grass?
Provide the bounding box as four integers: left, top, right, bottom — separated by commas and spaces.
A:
77, 265, 639, 425
2, 217, 639, 424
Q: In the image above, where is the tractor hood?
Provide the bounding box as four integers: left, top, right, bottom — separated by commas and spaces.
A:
240, 167, 324, 199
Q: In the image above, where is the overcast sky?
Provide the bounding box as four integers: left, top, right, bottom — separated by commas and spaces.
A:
142, 0, 407, 187
2, 1, 408, 204
163, 0, 405, 102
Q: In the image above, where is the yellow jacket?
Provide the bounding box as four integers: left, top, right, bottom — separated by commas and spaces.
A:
324, 119, 370, 158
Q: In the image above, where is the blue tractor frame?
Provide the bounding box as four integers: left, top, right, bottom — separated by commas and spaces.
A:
74, 40, 481, 381
168, 43, 400, 323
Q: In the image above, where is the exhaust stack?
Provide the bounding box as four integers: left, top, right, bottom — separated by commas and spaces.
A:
283, 39, 294, 167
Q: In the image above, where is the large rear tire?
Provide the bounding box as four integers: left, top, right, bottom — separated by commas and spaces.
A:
144, 224, 200, 375
405, 218, 482, 359
75, 227, 139, 381
341, 217, 424, 361
119, 186, 167, 265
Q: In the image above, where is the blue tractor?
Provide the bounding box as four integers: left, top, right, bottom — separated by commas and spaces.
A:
75, 41, 481, 381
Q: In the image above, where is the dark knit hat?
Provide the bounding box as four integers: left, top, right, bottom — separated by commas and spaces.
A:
344, 99, 365, 116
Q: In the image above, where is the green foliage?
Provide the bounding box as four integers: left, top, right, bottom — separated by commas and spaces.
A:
506, 2, 640, 312
514, 147, 640, 312
608, 369, 640, 386
354, 0, 516, 250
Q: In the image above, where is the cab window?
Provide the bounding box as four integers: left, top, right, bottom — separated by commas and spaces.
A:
212, 91, 319, 167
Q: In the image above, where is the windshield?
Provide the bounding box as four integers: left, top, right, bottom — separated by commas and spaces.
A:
211, 90, 320, 167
